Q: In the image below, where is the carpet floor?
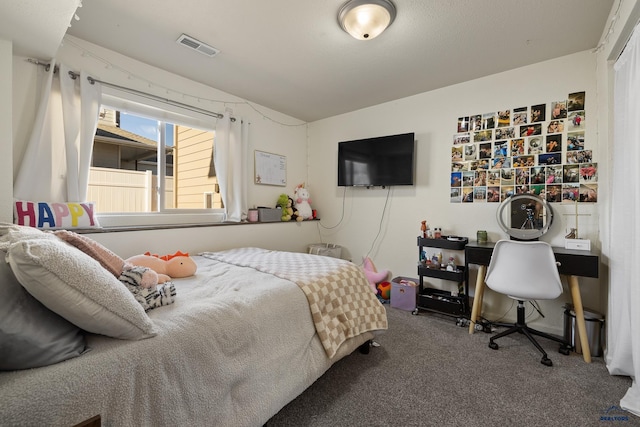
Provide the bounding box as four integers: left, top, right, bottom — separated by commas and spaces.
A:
267, 306, 638, 427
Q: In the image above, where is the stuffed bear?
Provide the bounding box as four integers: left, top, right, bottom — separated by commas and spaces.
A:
294, 183, 313, 220
119, 266, 177, 311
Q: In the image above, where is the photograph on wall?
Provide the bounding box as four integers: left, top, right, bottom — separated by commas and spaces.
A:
579, 183, 598, 202
515, 167, 530, 185
511, 138, 525, 156
473, 187, 487, 202
450, 188, 462, 203
457, 116, 470, 133
497, 110, 511, 127
546, 134, 562, 153
513, 107, 528, 125
551, 100, 567, 119
471, 114, 484, 130
568, 111, 585, 130
462, 188, 474, 202
474, 129, 493, 142
451, 171, 462, 187
563, 164, 580, 183
528, 136, 544, 154
531, 166, 546, 184
479, 142, 492, 158
567, 131, 585, 150
579, 163, 597, 182
453, 132, 470, 145
452, 146, 463, 161
538, 152, 561, 165
482, 112, 497, 129
530, 103, 546, 123
450, 90, 596, 204
546, 165, 563, 184
520, 123, 542, 137
568, 91, 585, 111
495, 127, 515, 140
500, 168, 514, 185
547, 120, 564, 133
462, 171, 475, 186
464, 143, 478, 160
475, 170, 487, 186
452, 161, 466, 172
562, 183, 579, 202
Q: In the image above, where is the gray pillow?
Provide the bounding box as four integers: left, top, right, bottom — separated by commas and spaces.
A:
0, 252, 87, 370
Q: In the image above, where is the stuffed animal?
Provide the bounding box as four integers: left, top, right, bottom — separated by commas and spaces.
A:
277, 193, 293, 221
126, 251, 197, 283
119, 266, 177, 311
294, 183, 313, 221
362, 256, 390, 294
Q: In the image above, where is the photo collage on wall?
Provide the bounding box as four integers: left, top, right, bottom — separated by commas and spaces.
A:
450, 91, 597, 204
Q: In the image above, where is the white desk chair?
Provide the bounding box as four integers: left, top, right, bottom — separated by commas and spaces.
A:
484, 239, 572, 366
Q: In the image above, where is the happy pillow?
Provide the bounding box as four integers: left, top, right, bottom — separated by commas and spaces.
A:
14, 200, 100, 230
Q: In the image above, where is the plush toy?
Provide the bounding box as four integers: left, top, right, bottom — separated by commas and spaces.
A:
126, 251, 197, 283
53, 230, 177, 311
362, 256, 390, 294
289, 197, 299, 221
119, 266, 177, 311
294, 183, 313, 221
277, 193, 293, 221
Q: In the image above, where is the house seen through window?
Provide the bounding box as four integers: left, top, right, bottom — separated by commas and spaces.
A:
90, 108, 222, 214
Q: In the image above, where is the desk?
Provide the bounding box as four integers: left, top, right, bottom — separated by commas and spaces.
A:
465, 241, 599, 363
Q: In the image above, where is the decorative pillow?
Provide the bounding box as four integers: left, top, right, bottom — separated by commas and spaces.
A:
7, 237, 156, 340
0, 252, 87, 370
13, 200, 100, 229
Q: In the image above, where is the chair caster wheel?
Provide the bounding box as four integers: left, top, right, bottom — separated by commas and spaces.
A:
488, 341, 499, 350
558, 345, 571, 355
541, 357, 553, 367
412, 309, 419, 315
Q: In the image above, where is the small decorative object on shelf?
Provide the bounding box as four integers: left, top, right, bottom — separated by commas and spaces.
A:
476, 230, 488, 243
434, 227, 442, 239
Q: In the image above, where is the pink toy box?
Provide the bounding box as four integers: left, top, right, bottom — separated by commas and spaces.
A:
390, 277, 418, 311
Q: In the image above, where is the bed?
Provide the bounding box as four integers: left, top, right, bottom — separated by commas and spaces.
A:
0, 226, 387, 427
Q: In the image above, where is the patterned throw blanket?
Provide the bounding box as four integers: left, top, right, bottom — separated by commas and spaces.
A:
200, 248, 388, 358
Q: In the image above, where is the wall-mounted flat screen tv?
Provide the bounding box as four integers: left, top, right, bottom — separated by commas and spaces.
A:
338, 132, 415, 187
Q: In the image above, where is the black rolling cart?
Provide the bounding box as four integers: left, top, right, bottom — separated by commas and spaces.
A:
414, 236, 469, 318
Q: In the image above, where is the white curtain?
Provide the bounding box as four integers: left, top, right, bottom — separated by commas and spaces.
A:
607, 25, 640, 417
14, 62, 102, 202
214, 115, 249, 222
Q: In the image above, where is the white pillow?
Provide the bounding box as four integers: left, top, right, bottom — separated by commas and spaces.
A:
7, 238, 156, 340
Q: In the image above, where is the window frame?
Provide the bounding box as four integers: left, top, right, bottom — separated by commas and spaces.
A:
94, 87, 225, 228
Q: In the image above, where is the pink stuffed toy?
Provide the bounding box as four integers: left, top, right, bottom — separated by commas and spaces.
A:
126, 251, 197, 283
294, 183, 313, 221
362, 256, 389, 294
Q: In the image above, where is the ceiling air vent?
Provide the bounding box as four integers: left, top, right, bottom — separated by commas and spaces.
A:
176, 34, 220, 57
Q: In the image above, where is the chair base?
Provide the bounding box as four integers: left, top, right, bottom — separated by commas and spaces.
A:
488, 301, 572, 366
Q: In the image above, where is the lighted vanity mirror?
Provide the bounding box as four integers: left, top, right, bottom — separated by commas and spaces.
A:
496, 194, 553, 240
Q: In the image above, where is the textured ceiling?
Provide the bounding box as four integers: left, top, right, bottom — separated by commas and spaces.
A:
3, 0, 614, 122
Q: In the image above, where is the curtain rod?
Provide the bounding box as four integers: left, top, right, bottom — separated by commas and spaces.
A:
27, 58, 233, 121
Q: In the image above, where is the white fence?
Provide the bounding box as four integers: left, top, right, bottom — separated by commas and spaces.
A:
87, 167, 174, 213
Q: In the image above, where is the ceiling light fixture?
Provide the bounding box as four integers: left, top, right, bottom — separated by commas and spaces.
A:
338, 0, 396, 41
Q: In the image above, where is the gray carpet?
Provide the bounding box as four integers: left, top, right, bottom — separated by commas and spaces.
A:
267, 306, 638, 427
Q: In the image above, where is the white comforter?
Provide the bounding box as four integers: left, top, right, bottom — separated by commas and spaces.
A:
0, 252, 381, 426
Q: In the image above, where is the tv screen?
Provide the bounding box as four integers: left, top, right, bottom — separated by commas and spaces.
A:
338, 132, 415, 187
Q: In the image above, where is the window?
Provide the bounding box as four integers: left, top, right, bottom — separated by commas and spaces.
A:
90, 89, 224, 227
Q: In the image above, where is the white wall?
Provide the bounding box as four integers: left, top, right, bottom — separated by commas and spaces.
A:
10, 36, 321, 256
308, 51, 603, 335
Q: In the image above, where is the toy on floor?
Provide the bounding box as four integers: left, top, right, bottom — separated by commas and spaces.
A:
126, 251, 197, 283
362, 256, 390, 295
377, 281, 391, 301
